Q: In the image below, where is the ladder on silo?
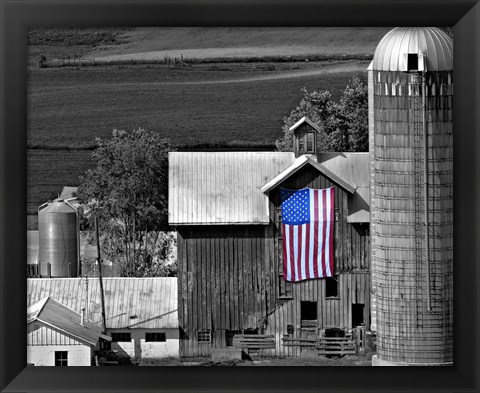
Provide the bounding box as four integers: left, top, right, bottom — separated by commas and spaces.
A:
412, 74, 424, 328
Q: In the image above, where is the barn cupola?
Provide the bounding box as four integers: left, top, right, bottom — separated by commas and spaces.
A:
289, 116, 321, 158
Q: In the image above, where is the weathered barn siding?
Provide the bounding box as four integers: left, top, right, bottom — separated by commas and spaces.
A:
177, 225, 271, 357
177, 163, 371, 357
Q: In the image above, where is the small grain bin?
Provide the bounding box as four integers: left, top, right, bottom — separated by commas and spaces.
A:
370, 27, 453, 365
38, 199, 80, 277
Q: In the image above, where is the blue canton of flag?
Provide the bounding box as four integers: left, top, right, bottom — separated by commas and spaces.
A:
279, 187, 335, 282
280, 188, 310, 225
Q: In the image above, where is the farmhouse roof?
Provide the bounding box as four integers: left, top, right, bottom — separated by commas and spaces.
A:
261, 154, 356, 194
168, 151, 294, 225
27, 277, 178, 329
27, 297, 107, 346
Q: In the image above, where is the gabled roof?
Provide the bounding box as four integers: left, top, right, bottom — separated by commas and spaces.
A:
261, 154, 356, 195
289, 116, 323, 133
28, 277, 178, 329
168, 152, 294, 225
27, 297, 106, 346
318, 153, 370, 223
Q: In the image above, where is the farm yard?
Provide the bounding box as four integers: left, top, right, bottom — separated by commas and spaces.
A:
27, 27, 388, 224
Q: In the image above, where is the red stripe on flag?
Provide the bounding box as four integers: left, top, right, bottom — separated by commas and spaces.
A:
329, 187, 335, 276
313, 190, 319, 278
305, 223, 311, 280
321, 189, 327, 277
289, 224, 295, 281
282, 223, 288, 281
297, 225, 303, 281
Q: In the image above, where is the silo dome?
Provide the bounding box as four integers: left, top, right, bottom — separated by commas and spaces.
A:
373, 27, 452, 71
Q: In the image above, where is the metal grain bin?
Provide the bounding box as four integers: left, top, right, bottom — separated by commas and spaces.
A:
38, 199, 79, 277
370, 27, 453, 365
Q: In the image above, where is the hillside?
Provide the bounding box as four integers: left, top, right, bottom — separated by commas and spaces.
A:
89, 27, 391, 61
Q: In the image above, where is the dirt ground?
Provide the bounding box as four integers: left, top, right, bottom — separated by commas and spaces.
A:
138, 352, 374, 367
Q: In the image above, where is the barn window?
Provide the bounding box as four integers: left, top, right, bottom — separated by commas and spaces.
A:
301, 301, 317, 320
226, 330, 242, 346
145, 332, 166, 342
111, 332, 131, 342
278, 275, 293, 298
276, 207, 293, 299
54, 351, 68, 367
352, 304, 365, 327
306, 131, 315, 153
197, 330, 212, 343
326, 276, 338, 298
287, 324, 294, 335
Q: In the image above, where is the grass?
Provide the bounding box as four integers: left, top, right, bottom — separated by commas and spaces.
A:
138, 353, 373, 366
90, 27, 389, 59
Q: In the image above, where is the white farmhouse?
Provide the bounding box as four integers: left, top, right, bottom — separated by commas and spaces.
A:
28, 277, 179, 360
27, 297, 108, 366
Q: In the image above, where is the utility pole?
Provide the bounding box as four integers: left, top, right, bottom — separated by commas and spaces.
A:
95, 215, 107, 334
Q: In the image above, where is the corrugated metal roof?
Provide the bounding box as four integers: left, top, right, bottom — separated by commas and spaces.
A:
373, 27, 453, 71
318, 153, 370, 188
168, 152, 294, 225
261, 154, 356, 194
27, 297, 104, 346
27, 277, 178, 329
318, 153, 370, 222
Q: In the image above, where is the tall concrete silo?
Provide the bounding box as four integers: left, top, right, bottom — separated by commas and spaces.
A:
38, 199, 80, 277
370, 27, 453, 365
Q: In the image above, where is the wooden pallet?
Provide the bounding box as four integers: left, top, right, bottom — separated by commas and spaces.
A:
232, 334, 276, 350
315, 337, 356, 355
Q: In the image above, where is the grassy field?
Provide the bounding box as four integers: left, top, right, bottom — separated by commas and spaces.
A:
27, 27, 381, 225
90, 27, 389, 60
138, 354, 373, 366
27, 61, 368, 220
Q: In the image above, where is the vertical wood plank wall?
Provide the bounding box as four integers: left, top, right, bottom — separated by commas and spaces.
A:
177, 166, 371, 357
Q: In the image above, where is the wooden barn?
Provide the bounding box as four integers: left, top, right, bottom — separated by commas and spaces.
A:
169, 117, 372, 358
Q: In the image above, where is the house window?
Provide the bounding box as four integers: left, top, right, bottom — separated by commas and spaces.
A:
145, 332, 166, 342
326, 276, 338, 298
111, 332, 131, 342
197, 330, 211, 343
54, 351, 68, 366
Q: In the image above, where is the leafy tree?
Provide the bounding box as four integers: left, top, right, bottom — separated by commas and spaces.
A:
275, 77, 368, 153
77, 128, 175, 277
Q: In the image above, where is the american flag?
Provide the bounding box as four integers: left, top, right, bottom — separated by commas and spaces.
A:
280, 187, 335, 282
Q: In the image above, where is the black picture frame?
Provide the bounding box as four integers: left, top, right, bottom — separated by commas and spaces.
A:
1, 1, 479, 392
